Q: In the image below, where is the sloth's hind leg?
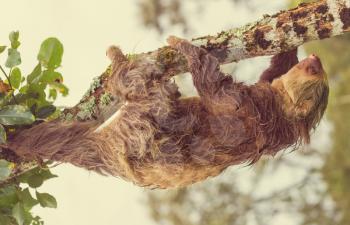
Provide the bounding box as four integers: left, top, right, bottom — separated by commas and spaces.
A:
107, 45, 180, 102
106, 46, 146, 101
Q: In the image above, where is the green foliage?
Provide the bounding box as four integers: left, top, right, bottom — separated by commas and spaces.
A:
0, 31, 67, 225
9, 31, 20, 50
0, 31, 69, 142
35, 192, 57, 208
18, 167, 58, 187
0, 165, 58, 225
37, 38, 63, 70
0, 46, 6, 54
9, 68, 21, 89
0, 160, 14, 181
26, 64, 41, 84
35, 105, 56, 119
0, 125, 6, 144
20, 189, 38, 210
0, 105, 35, 126
5, 49, 21, 68
12, 203, 26, 225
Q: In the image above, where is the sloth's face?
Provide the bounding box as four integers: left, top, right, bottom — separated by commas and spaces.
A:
281, 54, 329, 128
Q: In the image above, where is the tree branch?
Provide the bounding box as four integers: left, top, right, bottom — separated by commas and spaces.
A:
193, 0, 350, 63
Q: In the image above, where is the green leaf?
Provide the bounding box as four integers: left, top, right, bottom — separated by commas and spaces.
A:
9, 67, 22, 89
32, 216, 44, 225
40, 70, 63, 83
39, 169, 58, 181
36, 192, 57, 208
18, 168, 39, 184
5, 48, 21, 68
25, 83, 46, 99
19, 85, 28, 94
27, 63, 42, 84
0, 214, 12, 225
0, 105, 35, 125
19, 188, 38, 210
9, 31, 19, 43
0, 160, 14, 181
0, 185, 18, 207
30, 103, 37, 115
9, 31, 20, 49
0, 46, 6, 54
27, 174, 44, 188
12, 93, 27, 105
25, 84, 48, 107
50, 82, 69, 96
18, 168, 57, 186
37, 38, 63, 69
49, 88, 57, 100
12, 203, 25, 225
36, 105, 56, 119
0, 124, 6, 144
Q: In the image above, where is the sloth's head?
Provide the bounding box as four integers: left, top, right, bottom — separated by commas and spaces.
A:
272, 54, 329, 131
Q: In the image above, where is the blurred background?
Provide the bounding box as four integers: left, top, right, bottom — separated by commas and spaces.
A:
1, 0, 349, 225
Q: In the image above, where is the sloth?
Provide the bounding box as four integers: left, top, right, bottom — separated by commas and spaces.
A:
8, 36, 329, 189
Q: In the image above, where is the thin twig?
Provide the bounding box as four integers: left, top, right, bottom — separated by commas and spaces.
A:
0, 65, 18, 104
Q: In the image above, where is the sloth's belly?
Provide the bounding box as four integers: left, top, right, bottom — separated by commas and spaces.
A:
94, 99, 256, 188
131, 161, 227, 189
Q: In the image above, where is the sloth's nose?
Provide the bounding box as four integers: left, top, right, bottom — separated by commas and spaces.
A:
307, 54, 322, 75
309, 54, 319, 60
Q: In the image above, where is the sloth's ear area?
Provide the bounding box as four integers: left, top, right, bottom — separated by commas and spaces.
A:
167, 36, 184, 47
106, 45, 128, 63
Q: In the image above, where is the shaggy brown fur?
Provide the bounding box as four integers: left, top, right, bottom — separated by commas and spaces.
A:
8, 37, 329, 188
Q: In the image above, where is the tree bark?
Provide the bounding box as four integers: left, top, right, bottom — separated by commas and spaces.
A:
2, 0, 350, 182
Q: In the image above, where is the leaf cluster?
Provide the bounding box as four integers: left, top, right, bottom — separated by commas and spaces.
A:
0, 31, 69, 225
0, 163, 58, 225
0, 31, 69, 143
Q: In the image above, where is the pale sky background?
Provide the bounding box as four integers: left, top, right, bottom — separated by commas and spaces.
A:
0, 1, 330, 225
